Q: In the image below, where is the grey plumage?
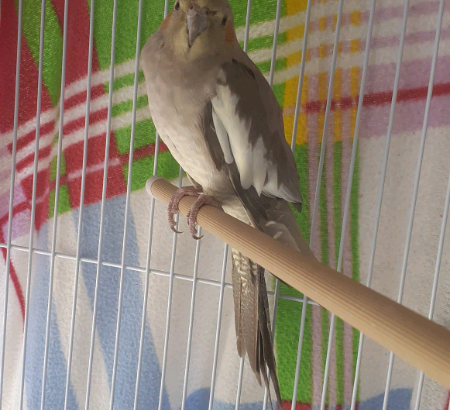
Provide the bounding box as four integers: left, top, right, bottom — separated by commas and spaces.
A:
141, 1, 315, 408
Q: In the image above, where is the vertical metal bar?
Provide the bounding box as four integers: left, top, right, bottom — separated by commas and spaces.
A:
319, 2, 376, 409
207, 244, 229, 410
133, 198, 156, 410
108, 0, 143, 406
243, 0, 252, 54
288, 2, 313, 407
18, 1, 46, 408
290, 297, 308, 410
310, 0, 344, 249
234, 0, 252, 405
84, 0, 118, 407
157, 167, 184, 410
382, 1, 445, 408
129, 0, 156, 408
0, 0, 22, 405
135, 2, 169, 407
262, 278, 280, 409
40, 0, 69, 407
268, 0, 282, 89
290, 0, 312, 153
350, 1, 409, 408
180, 227, 203, 410
262, 0, 284, 406
235, 357, 245, 410
413, 171, 450, 410
63, 0, 95, 408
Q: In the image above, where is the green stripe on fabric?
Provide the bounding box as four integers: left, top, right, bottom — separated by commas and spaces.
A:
111, 94, 148, 118
319, 144, 328, 267
105, 71, 145, 94
50, 150, 66, 181
49, 184, 71, 217
89, 0, 165, 70
157, 150, 181, 181
123, 149, 179, 192
272, 81, 285, 108
351, 142, 361, 400
229, 0, 286, 28
256, 57, 286, 76
115, 118, 156, 155
319, 145, 329, 404
293, 145, 311, 243
333, 141, 342, 268
321, 310, 329, 405
276, 144, 312, 403
350, 142, 360, 283
336, 318, 344, 405
333, 141, 344, 404
18, 0, 62, 106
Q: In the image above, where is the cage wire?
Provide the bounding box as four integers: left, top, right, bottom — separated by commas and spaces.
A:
1, 0, 450, 409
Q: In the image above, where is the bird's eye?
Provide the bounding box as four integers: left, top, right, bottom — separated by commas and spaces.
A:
222, 16, 228, 25
174, 1, 180, 10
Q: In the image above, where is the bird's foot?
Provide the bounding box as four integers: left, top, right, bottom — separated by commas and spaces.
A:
187, 194, 222, 239
168, 186, 202, 233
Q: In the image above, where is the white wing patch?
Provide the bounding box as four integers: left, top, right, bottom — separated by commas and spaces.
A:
211, 70, 279, 196
212, 108, 233, 164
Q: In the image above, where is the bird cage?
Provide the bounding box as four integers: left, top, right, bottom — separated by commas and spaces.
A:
0, 0, 450, 409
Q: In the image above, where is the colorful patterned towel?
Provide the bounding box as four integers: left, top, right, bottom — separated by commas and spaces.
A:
1, 0, 450, 409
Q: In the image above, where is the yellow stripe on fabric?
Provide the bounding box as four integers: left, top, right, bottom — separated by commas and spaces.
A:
350, 29, 361, 138
351, 10, 362, 26
318, 72, 327, 143
283, 0, 309, 147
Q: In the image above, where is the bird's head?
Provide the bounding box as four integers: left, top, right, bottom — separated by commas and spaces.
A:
159, 0, 237, 59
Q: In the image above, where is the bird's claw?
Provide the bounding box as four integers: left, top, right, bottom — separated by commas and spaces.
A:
167, 186, 202, 233
186, 194, 222, 239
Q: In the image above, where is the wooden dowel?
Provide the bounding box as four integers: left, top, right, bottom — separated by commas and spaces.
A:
146, 176, 450, 388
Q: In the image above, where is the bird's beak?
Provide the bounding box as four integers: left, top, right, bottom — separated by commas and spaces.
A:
186, 5, 208, 47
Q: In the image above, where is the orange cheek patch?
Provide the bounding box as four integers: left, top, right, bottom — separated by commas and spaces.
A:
161, 11, 173, 30
225, 20, 235, 45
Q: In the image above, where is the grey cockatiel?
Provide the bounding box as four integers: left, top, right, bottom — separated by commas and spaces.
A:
141, 0, 314, 407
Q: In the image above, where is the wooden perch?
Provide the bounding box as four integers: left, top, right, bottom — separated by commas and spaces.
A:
146, 176, 450, 389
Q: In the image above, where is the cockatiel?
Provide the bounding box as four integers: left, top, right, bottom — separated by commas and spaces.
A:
141, 0, 315, 407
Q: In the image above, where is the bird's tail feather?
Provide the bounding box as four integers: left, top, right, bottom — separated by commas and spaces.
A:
262, 199, 315, 259
231, 249, 283, 410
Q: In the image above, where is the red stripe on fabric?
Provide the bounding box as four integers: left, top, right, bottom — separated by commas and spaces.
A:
8, 121, 55, 153
0, 233, 25, 322
280, 402, 358, 409
303, 81, 450, 114
443, 390, 450, 410
16, 144, 52, 173
0, 0, 20, 133
34, 189, 50, 230
63, 107, 108, 135
281, 402, 312, 410
51, 0, 120, 213
64, 133, 126, 205
0, 0, 54, 132
118, 141, 169, 165
20, 168, 50, 206
49, 141, 168, 194
51, 0, 101, 84
0, 201, 29, 226
18, 169, 50, 230
64, 84, 105, 111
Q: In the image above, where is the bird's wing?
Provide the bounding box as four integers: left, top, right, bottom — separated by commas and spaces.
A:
205, 54, 303, 221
